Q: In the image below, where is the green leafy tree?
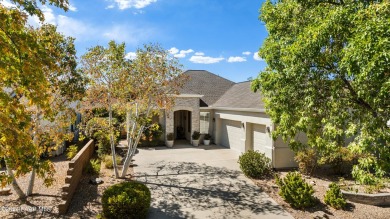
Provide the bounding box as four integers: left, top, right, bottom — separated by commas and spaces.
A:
81, 42, 185, 179
0, 2, 84, 198
253, 0, 390, 181
119, 44, 185, 178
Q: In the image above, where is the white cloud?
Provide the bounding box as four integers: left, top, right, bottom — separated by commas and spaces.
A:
106, 4, 115, 9
68, 4, 77, 12
189, 55, 224, 64
169, 47, 179, 55
242, 51, 251, 56
253, 51, 264, 61
28, 5, 58, 26
227, 56, 247, 63
113, 0, 157, 10
56, 15, 95, 40
102, 24, 155, 45
125, 52, 137, 60
195, 52, 204, 56
169, 48, 194, 58
2, 0, 15, 8
174, 49, 194, 58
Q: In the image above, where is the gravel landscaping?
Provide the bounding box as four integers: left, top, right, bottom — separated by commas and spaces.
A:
254, 170, 390, 219
0, 152, 133, 218
0, 154, 69, 218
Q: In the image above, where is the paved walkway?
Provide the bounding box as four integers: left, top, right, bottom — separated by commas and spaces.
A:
133, 142, 293, 219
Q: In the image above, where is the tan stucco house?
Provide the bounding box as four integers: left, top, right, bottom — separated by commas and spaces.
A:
160, 70, 297, 169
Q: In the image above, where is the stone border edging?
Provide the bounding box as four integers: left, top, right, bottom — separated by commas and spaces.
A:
58, 140, 95, 214
341, 190, 390, 206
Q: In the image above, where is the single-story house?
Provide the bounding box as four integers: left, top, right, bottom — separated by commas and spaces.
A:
159, 70, 298, 169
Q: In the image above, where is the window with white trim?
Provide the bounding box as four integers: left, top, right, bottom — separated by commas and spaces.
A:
200, 112, 210, 134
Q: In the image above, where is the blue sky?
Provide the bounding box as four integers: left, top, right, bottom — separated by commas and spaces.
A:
4, 0, 268, 82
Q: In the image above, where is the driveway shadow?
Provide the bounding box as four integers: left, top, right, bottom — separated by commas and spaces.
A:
134, 161, 290, 219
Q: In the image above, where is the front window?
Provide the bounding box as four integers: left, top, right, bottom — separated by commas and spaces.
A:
200, 112, 210, 134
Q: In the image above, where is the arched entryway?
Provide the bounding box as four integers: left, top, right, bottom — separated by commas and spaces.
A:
174, 110, 191, 141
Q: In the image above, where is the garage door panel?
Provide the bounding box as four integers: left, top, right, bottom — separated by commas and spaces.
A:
220, 119, 243, 153
253, 124, 266, 153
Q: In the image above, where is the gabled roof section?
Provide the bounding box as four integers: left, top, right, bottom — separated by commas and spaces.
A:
212, 81, 265, 109
180, 70, 235, 106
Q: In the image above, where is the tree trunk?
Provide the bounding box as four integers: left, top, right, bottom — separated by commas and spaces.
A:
25, 168, 35, 196
5, 161, 25, 199
108, 92, 119, 178
121, 125, 144, 177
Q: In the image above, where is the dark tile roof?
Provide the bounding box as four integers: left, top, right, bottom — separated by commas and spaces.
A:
212, 81, 265, 109
180, 70, 235, 106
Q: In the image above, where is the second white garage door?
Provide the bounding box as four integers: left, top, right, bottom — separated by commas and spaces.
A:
252, 124, 267, 153
220, 119, 244, 153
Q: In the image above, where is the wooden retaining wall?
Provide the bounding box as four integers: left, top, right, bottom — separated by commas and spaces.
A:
58, 140, 95, 214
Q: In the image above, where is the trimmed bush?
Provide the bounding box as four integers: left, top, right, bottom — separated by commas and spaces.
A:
192, 131, 200, 140
294, 149, 317, 175
104, 154, 122, 169
238, 150, 272, 179
102, 181, 151, 219
324, 183, 347, 209
275, 172, 316, 209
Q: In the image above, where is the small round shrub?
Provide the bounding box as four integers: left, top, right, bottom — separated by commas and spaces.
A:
102, 181, 151, 219
238, 150, 272, 179
294, 149, 317, 175
324, 183, 347, 209
104, 154, 122, 169
275, 171, 316, 209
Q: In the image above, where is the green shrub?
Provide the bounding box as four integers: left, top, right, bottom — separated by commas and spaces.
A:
192, 131, 200, 140
66, 145, 79, 160
104, 155, 122, 169
275, 172, 316, 209
238, 150, 272, 179
318, 147, 358, 175
85, 117, 119, 157
204, 134, 211, 140
84, 158, 101, 175
294, 149, 317, 175
324, 183, 347, 209
140, 122, 163, 147
102, 181, 151, 219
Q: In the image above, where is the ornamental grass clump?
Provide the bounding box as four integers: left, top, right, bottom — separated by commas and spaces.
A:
275, 171, 316, 209
324, 183, 347, 210
238, 150, 272, 179
102, 181, 151, 219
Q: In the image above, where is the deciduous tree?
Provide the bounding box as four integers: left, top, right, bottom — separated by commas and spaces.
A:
252, 0, 389, 182
0, 2, 84, 197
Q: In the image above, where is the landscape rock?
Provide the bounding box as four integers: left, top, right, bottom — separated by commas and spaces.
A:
89, 178, 104, 185
313, 211, 328, 219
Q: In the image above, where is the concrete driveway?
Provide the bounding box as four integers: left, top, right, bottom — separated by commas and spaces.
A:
133, 143, 293, 219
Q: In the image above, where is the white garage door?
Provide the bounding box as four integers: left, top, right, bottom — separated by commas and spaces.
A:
220, 119, 244, 153
253, 124, 267, 153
